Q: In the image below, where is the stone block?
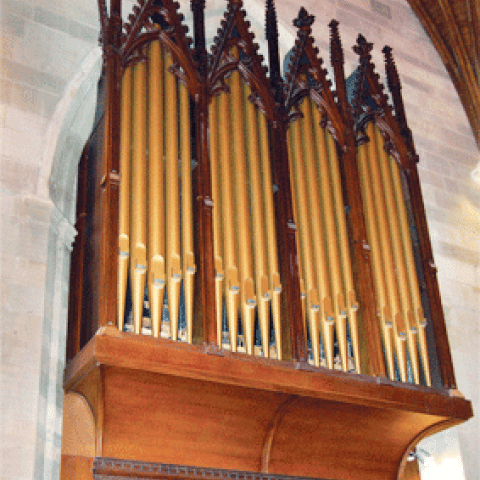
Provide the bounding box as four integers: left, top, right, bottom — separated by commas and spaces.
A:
4, 103, 48, 135
1, 254, 48, 288
445, 178, 480, 203
2, 58, 66, 95
68, 20, 99, 44
0, 213, 20, 252
439, 127, 478, 153
0, 33, 15, 61
6, 282, 45, 315
435, 255, 477, 285
418, 166, 445, 188
441, 145, 480, 168
8, 83, 42, 116
0, 11, 27, 38
401, 73, 431, 93
393, 48, 449, 78
33, 6, 69, 34
3, 0, 33, 19
0, 80, 12, 105
334, 9, 382, 39
434, 189, 461, 211
437, 240, 480, 265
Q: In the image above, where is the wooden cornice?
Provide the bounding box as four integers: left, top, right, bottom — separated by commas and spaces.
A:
405, 0, 480, 149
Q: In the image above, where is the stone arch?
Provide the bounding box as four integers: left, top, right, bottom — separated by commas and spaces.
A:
33, 46, 102, 480
40, 46, 103, 222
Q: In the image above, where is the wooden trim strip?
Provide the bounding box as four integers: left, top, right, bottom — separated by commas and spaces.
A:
93, 457, 333, 480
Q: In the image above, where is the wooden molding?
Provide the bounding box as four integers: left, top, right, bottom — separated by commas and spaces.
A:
93, 458, 331, 480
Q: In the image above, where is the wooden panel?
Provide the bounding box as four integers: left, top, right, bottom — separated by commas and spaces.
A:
60, 455, 94, 480
268, 397, 440, 479
101, 366, 290, 470
61, 392, 95, 457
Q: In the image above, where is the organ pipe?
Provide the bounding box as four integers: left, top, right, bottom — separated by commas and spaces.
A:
230, 55, 256, 355
165, 51, 182, 342
389, 155, 431, 385
258, 112, 283, 360
357, 140, 396, 380
245, 82, 271, 357
357, 122, 432, 382
180, 82, 196, 344
218, 81, 240, 352
117, 41, 195, 343
309, 100, 348, 371
366, 122, 408, 382
208, 94, 225, 348
118, 65, 132, 332
147, 40, 166, 338
325, 131, 361, 374
131, 59, 148, 335
374, 127, 420, 384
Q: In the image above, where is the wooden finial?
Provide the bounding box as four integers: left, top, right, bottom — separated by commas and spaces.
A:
353, 34, 373, 61
382, 46, 412, 149
191, 0, 207, 77
351, 34, 374, 123
329, 20, 344, 66
266, 0, 281, 87
293, 7, 315, 31
329, 20, 350, 123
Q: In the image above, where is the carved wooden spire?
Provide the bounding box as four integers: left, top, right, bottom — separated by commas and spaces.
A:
383, 46, 413, 152
329, 20, 349, 124
351, 34, 373, 124
283, 7, 315, 109
191, 0, 207, 77
266, 0, 281, 91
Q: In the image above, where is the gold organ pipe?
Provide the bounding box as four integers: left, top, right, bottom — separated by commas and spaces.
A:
309, 100, 348, 371
218, 86, 240, 352
118, 65, 132, 332
258, 112, 282, 359
147, 40, 166, 338
230, 59, 256, 355
390, 152, 431, 385
165, 52, 182, 341
325, 124, 361, 373
290, 114, 328, 368
131, 59, 148, 335
180, 82, 195, 344
366, 122, 407, 381
286, 127, 307, 334
357, 141, 396, 380
299, 99, 335, 368
244, 83, 271, 357
209, 94, 225, 347
375, 127, 420, 383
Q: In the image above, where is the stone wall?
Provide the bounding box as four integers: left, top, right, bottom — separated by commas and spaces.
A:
1, 0, 478, 479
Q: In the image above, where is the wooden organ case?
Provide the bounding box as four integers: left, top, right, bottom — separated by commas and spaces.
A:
62, 1, 473, 479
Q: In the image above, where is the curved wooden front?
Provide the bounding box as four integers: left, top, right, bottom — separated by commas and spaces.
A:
266, 397, 441, 479
64, 329, 471, 480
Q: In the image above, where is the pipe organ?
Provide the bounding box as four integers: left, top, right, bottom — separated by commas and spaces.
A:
63, 1, 472, 480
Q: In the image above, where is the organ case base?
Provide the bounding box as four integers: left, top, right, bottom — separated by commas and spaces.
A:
63, 327, 472, 480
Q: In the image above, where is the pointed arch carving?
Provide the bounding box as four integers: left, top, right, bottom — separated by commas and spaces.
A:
283, 8, 345, 145
121, 0, 200, 92
208, 0, 276, 118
